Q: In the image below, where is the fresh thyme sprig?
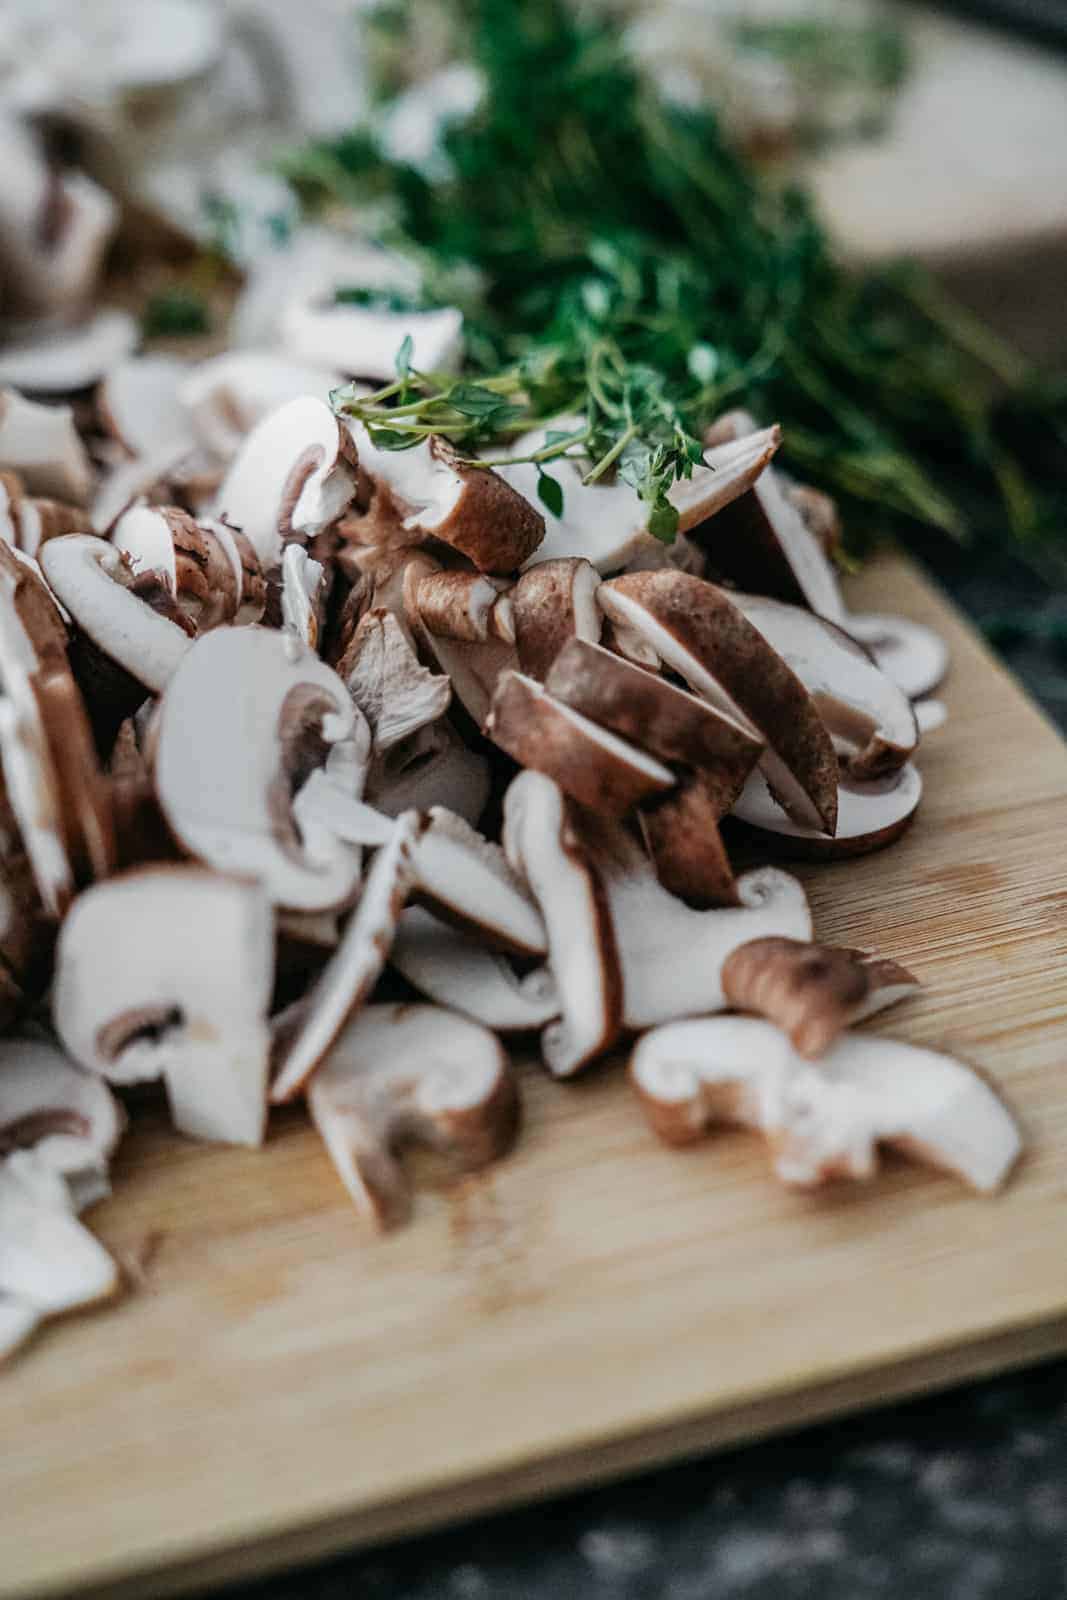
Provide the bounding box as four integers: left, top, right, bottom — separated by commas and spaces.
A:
287, 0, 1067, 558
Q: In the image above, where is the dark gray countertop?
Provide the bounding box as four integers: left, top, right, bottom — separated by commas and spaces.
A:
225, 544, 1067, 1600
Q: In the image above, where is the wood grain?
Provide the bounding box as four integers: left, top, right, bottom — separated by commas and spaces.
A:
3, 555, 1067, 1600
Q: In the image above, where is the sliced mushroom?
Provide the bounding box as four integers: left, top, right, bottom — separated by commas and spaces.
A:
0, 389, 94, 504
54, 865, 275, 1145
732, 764, 922, 859
154, 626, 368, 911
545, 637, 763, 779
215, 396, 357, 571
179, 351, 345, 460
638, 774, 740, 909
366, 717, 491, 827
572, 811, 813, 1029
7, 489, 93, 557
0, 122, 117, 323
410, 806, 547, 957
503, 772, 622, 1076
270, 812, 424, 1103
630, 1017, 1021, 1193
280, 543, 328, 649
97, 355, 191, 460
786, 483, 841, 558
846, 614, 950, 701
345, 425, 544, 574
598, 572, 839, 832
113, 505, 242, 632
410, 568, 515, 645
495, 420, 781, 574
487, 671, 676, 817
729, 594, 919, 778
691, 414, 846, 623
200, 516, 268, 626
283, 299, 463, 382
721, 939, 920, 1057
41, 534, 193, 694
0, 1037, 125, 1209
307, 1002, 518, 1229
0, 1152, 119, 1363
511, 557, 600, 679
0, 310, 138, 394
338, 605, 451, 750
390, 906, 559, 1031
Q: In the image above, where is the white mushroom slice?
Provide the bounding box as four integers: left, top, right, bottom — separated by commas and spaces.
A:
693, 414, 846, 623
154, 627, 367, 910
306, 1003, 518, 1230
54, 866, 275, 1146
0, 390, 93, 504
97, 355, 190, 459
290, 744, 391, 882
0, 310, 138, 394
733, 764, 922, 859
283, 299, 463, 382
0, 1152, 119, 1363
575, 815, 812, 1029
89, 437, 196, 535
545, 637, 762, 779
179, 351, 346, 460
512, 557, 601, 679
598, 571, 839, 833
914, 699, 948, 735
720, 939, 920, 1058
345, 425, 545, 574
503, 772, 621, 1076
390, 906, 559, 1031
367, 718, 491, 827
630, 1017, 1022, 1193
846, 614, 950, 701
410, 806, 547, 957
0, 123, 116, 323
337, 606, 451, 752
280, 543, 327, 649
495, 421, 781, 574
487, 671, 675, 818
730, 594, 919, 778
0, 1037, 125, 1209
41, 534, 192, 692
215, 396, 357, 570
113, 504, 242, 631
271, 812, 423, 1103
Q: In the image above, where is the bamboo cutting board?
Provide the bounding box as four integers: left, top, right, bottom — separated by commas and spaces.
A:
3, 555, 1067, 1600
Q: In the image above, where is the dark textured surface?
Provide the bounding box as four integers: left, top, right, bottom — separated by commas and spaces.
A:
225, 544, 1067, 1600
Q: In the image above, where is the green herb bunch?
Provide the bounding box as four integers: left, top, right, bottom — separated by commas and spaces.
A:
281, 0, 1067, 559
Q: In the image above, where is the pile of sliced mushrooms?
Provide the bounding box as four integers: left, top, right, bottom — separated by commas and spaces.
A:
0, 133, 1022, 1362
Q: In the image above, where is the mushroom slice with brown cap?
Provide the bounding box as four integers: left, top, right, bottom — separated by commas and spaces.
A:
0, 1152, 120, 1362
390, 906, 559, 1031
691, 415, 847, 624
41, 534, 193, 694
733, 764, 922, 860
598, 572, 838, 833
729, 594, 919, 779
409, 568, 515, 645
271, 812, 424, 1103
487, 672, 676, 818
113, 505, 242, 632
54, 866, 275, 1146
0, 390, 93, 504
512, 557, 600, 680
201, 516, 268, 625
545, 637, 763, 778
846, 614, 949, 702
721, 939, 920, 1058
639, 774, 740, 909
345, 425, 545, 575
97, 355, 190, 460
0, 1037, 125, 1210
573, 814, 812, 1029
503, 772, 622, 1076
630, 1017, 1021, 1193
283, 299, 463, 382
215, 396, 357, 571
399, 551, 517, 728
0, 310, 138, 394
154, 627, 368, 911
410, 806, 547, 957
307, 1002, 518, 1230
338, 606, 452, 752
179, 351, 346, 461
